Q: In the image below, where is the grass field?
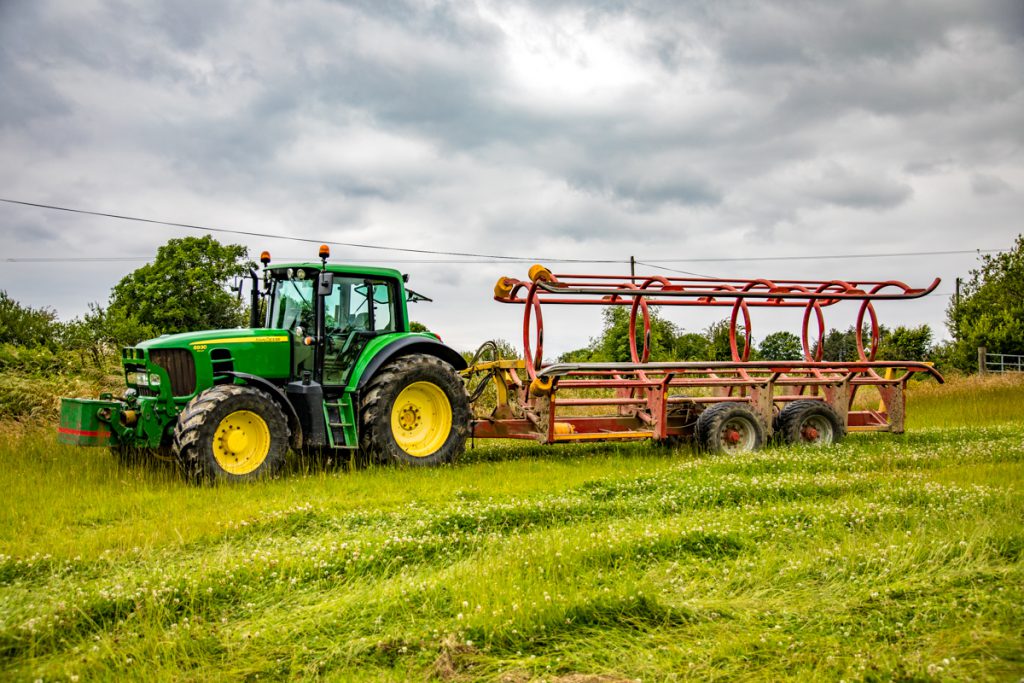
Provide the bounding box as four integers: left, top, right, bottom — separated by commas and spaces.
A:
0, 375, 1022, 681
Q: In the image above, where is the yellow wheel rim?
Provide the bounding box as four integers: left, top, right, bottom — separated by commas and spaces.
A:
212, 410, 271, 475
390, 382, 452, 457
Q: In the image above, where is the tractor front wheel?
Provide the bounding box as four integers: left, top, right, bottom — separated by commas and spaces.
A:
360, 354, 470, 466
172, 385, 290, 482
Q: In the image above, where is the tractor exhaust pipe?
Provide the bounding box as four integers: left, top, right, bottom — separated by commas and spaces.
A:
249, 268, 261, 328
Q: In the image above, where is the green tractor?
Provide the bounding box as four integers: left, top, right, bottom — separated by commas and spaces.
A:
58, 246, 471, 481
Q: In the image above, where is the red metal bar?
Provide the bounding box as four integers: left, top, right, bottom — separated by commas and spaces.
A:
495, 273, 941, 307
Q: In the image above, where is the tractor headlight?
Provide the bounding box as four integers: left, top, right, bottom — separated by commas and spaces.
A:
134, 372, 161, 387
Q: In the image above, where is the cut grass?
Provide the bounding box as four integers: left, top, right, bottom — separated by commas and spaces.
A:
0, 374, 1021, 681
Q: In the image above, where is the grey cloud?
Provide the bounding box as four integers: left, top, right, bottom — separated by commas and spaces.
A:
140, 0, 237, 51
568, 170, 721, 211
904, 157, 958, 175
804, 165, 914, 210
0, 59, 71, 128
971, 173, 1013, 196
0, 218, 62, 244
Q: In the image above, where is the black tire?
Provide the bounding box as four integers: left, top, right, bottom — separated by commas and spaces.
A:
359, 354, 470, 466
774, 400, 845, 447
172, 385, 290, 483
695, 402, 766, 455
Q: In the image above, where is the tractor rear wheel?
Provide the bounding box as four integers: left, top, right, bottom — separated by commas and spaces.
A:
359, 354, 470, 466
774, 400, 845, 447
172, 385, 290, 482
695, 402, 766, 455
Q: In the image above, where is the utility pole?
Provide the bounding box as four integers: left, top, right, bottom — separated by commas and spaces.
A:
630, 256, 635, 280
954, 277, 962, 340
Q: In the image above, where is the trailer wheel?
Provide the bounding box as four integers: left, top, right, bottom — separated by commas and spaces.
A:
774, 400, 845, 447
172, 385, 290, 482
360, 354, 470, 466
695, 402, 766, 455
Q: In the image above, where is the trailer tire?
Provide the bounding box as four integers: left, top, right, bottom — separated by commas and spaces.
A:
360, 354, 470, 466
172, 385, 290, 483
774, 400, 845, 447
695, 402, 765, 455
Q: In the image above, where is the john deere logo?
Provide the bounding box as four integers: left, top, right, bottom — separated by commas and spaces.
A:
189, 336, 288, 352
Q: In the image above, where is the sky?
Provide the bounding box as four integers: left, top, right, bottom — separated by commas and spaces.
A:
1, 0, 1022, 357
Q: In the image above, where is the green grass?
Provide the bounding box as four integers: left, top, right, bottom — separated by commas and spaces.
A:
1, 376, 1022, 681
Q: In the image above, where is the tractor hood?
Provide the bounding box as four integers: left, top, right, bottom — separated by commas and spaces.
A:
127, 328, 294, 396
138, 328, 292, 351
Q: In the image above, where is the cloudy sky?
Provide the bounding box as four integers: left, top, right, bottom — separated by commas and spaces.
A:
1, 0, 1022, 356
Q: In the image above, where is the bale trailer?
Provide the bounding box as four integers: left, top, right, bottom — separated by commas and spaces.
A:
465, 266, 943, 453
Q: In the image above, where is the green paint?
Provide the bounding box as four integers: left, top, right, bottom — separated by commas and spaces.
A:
58, 398, 120, 447
323, 394, 358, 449
343, 332, 440, 391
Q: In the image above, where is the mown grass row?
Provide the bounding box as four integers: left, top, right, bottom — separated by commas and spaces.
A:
0, 375, 1021, 680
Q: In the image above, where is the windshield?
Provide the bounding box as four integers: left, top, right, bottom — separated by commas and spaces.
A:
269, 276, 315, 331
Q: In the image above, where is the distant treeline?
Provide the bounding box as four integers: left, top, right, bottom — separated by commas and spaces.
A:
553, 307, 940, 366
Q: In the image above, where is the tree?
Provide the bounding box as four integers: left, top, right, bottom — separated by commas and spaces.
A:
815, 327, 861, 362
0, 291, 60, 348
675, 332, 711, 361
61, 303, 158, 365
946, 234, 1024, 371
590, 306, 679, 362
704, 319, 754, 361
555, 307, 678, 363
107, 236, 252, 336
558, 346, 596, 363
758, 330, 803, 360
877, 325, 933, 362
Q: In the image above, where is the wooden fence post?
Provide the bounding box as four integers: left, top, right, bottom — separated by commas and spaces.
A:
978, 346, 987, 374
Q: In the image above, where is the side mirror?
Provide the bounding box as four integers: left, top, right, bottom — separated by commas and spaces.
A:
318, 271, 335, 296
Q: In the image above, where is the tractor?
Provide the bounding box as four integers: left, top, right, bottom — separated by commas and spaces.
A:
59, 246, 471, 481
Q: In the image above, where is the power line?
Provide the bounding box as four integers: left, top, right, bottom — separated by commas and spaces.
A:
3, 256, 613, 264
5, 256, 151, 262
633, 260, 716, 279
0, 197, 620, 264
639, 249, 997, 263
0, 196, 1002, 266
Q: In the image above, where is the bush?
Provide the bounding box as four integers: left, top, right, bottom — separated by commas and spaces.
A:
0, 291, 60, 348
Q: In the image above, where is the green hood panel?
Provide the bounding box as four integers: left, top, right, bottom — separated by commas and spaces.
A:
139, 328, 291, 350
135, 328, 293, 385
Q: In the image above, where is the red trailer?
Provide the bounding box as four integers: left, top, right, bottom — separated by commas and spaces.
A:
463, 265, 943, 454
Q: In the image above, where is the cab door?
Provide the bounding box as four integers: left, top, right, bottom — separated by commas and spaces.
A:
322, 277, 398, 386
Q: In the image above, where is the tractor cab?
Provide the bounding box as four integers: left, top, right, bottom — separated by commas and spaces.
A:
263, 261, 405, 386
